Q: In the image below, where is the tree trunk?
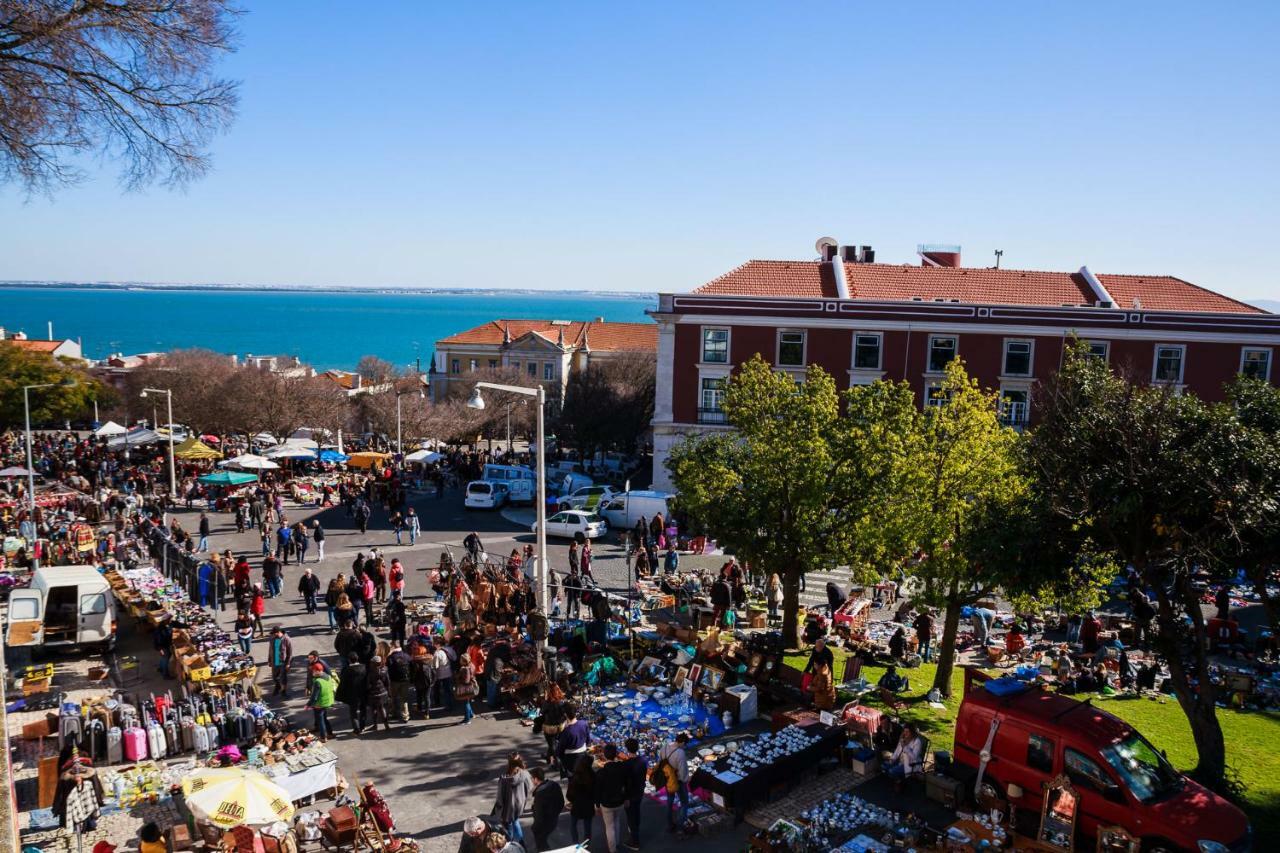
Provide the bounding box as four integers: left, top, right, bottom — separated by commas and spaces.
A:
782, 565, 802, 649
1152, 574, 1228, 792
932, 581, 963, 697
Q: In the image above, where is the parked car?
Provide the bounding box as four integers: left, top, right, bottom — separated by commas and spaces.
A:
954, 670, 1250, 852
535, 510, 608, 540
559, 485, 618, 512
464, 480, 510, 510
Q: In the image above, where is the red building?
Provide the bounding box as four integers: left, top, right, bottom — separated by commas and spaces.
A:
651, 241, 1279, 490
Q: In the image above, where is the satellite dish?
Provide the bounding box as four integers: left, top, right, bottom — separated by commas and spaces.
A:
815, 236, 838, 255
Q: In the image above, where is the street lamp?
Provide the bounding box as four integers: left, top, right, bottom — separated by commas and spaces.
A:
468, 381, 548, 642
23, 378, 77, 568
141, 387, 178, 500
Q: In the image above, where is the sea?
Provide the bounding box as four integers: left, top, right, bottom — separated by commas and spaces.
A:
1, 286, 657, 370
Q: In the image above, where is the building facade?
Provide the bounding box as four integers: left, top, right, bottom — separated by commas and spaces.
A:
432, 318, 658, 408
651, 241, 1279, 490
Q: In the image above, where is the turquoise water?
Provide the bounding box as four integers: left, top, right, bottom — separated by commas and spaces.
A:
3, 287, 656, 370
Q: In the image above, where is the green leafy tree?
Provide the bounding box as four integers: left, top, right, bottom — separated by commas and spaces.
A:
1225, 377, 1280, 633
0, 342, 109, 427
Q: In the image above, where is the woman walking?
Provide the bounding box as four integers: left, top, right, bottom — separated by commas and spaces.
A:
565, 755, 595, 846
492, 753, 533, 845
767, 573, 783, 624
365, 655, 392, 732
325, 576, 344, 631
234, 611, 254, 655
455, 653, 478, 725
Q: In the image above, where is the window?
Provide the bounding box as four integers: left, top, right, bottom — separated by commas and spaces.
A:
925, 384, 950, 408
1003, 340, 1033, 376
468, 359, 478, 372
699, 377, 727, 423
1064, 748, 1113, 794
9, 596, 39, 620
1000, 389, 1029, 427
1100, 734, 1183, 804
928, 336, 957, 373
853, 333, 882, 370
702, 328, 729, 363
1027, 733, 1055, 774
543, 363, 553, 380
777, 330, 806, 367
80, 593, 107, 615
1085, 340, 1110, 362
527, 362, 537, 377
512, 361, 520, 371
1153, 345, 1185, 384
488, 360, 498, 370
450, 359, 460, 374
1241, 348, 1272, 381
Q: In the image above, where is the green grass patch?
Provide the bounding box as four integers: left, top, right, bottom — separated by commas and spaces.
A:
784, 649, 1280, 838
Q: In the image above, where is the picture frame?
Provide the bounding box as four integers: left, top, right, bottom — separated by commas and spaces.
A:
673, 666, 689, 690
1038, 774, 1079, 851
699, 665, 725, 692
747, 653, 764, 676
688, 663, 703, 689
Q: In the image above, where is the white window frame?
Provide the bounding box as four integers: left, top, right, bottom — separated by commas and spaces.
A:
1240, 347, 1272, 382
699, 376, 727, 423
776, 329, 807, 368
488, 359, 498, 370
527, 362, 537, 377
701, 327, 730, 365
852, 332, 883, 371
999, 387, 1030, 428
1002, 338, 1034, 378
450, 358, 460, 374
927, 335, 958, 374
468, 359, 478, 372
1085, 340, 1110, 362
924, 382, 950, 408
1152, 344, 1186, 385
543, 362, 554, 381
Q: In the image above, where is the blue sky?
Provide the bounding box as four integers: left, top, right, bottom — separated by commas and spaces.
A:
3, 2, 1278, 300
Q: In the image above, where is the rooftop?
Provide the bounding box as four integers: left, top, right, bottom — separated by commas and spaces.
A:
438, 319, 658, 351
693, 259, 1264, 314
4, 339, 71, 353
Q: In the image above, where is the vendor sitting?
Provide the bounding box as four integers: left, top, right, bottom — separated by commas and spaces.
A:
884, 723, 925, 784
888, 626, 908, 661
803, 637, 835, 676
877, 664, 909, 694
1005, 625, 1027, 657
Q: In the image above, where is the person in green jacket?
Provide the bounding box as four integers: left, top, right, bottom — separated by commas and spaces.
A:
307, 662, 337, 741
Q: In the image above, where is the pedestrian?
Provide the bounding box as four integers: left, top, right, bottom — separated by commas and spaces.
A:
767, 573, 783, 623
370, 556, 387, 603
276, 523, 292, 565
250, 585, 266, 636
406, 507, 420, 545
913, 609, 936, 662
580, 540, 593, 581
390, 510, 404, 545
386, 642, 412, 723
658, 733, 690, 831
594, 743, 631, 853
388, 558, 406, 598
336, 652, 368, 735
492, 753, 533, 845
198, 512, 210, 553
623, 738, 647, 850
313, 520, 326, 562
298, 567, 320, 614
432, 636, 454, 715
410, 640, 432, 718
335, 592, 357, 629
262, 553, 282, 598
460, 817, 502, 853
529, 766, 564, 852
362, 572, 376, 624
306, 662, 337, 741
568, 541, 580, 576
455, 652, 478, 725
260, 526, 271, 557
564, 568, 581, 620
365, 655, 392, 731
555, 703, 589, 778
295, 522, 310, 564
565, 755, 595, 845
464, 531, 484, 565
386, 590, 408, 645
325, 576, 344, 630
234, 611, 254, 655
268, 627, 293, 697
346, 574, 365, 628
664, 547, 679, 574
356, 501, 371, 534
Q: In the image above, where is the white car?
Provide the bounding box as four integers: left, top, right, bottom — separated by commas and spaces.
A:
560, 485, 618, 511
465, 480, 509, 510
535, 510, 609, 540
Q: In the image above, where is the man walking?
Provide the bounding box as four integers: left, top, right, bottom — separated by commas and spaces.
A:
913, 609, 936, 663
355, 501, 371, 535
197, 512, 211, 553
464, 531, 484, 565
268, 627, 293, 697
386, 642, 412, 723
262, 553, 283, 599
406, 506, 420, 545
298, 567, 321, 614
313, 520, 326, 562
276, 522, 293, 566
658, 733, 690, 831
530, 766, 565, 852
594, 744, 631, 853
386, 590, 408, 645
623, 738, 647, 850
431, 636, 454, 716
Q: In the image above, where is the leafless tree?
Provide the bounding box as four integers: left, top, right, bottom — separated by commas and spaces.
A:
0, 1, 240, 193
119, 347, 237, 430
355, 355, 399, 385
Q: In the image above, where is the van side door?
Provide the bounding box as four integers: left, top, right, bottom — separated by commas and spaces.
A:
5, 589, 44, 647
79, 591, 110, 643
1063, 747, 1131, 838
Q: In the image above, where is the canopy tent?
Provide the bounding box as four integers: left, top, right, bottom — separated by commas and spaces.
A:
181, 766, 295, 829
174, 436, 223, 460
93, 421, 127, 437
198, 470, 259, 486
345, 451, 391, 469
221, 454, 279, 471
107, 428, 162, 448
0, 466, 35, 477
316, 449, 349, 463
405, 449, 443, 464
262, 445, 316, 460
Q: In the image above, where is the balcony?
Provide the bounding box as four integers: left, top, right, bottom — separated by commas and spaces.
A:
697, 408, 728, 425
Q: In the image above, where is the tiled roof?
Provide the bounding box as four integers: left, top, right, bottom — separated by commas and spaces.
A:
5, 339, 65, 352
438, 319, 657, 352
692, 260, 1263, 314
320, 370, 358, 389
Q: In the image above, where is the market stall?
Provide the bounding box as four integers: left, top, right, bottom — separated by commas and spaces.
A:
691, 723, 845, 815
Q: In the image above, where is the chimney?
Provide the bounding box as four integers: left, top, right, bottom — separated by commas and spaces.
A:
821, 243, 838, 262
859, 245, 874, 263
841, 245, 859, 263
918, 244, 962, 268
48, 321, 54, 340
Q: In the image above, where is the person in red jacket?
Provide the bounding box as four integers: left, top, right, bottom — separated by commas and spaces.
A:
250, 585, 266, 636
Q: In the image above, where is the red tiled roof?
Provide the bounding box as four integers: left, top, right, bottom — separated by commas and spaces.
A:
5, 339, 65, 352
321, 370, 358, 390
438, 319, 657, 351
692, 260, 1263, 314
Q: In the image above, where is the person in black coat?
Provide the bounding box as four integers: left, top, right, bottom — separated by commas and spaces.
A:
458, 816, 501, 853
356, 629, 377, 665
623, 738, 648, 848
336, 653, 368, 734
297, 568, 321, 614
529, 766, 565, 852
826, 581, 846, 616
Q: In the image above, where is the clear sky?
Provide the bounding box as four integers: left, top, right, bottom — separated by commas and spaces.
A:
2, 2, 1278, 300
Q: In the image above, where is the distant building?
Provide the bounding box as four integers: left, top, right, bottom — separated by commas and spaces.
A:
241, 353, 313, 378
432, 318, 658, 409
318, 369, 391, 397
650, 239, 1280, 490
92, 352, 166, 391
0, 328, 84, 362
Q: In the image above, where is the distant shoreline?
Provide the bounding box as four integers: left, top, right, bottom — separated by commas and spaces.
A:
0, 280, 657, 300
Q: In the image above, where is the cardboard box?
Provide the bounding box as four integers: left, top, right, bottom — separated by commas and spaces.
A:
850, 754, 880, 776
925, 772, 966, 808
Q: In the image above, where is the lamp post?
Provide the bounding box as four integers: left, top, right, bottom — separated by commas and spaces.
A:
468, 381, 547, 643
141, 387, 178, 500
23, 378, 77, 569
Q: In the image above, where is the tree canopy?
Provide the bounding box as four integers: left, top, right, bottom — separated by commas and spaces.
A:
0, 342, 110, 426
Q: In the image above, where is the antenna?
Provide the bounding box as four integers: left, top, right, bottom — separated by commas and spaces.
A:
994, 249, 1004, 269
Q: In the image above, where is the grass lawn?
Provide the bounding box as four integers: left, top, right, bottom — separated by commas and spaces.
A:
784, 650, 1280, 839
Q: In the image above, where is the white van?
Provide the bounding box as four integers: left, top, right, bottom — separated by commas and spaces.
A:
465, 480, 510, 510
600, 490, 675, 530
482, 464, 536, 504
6, 566, 116, 652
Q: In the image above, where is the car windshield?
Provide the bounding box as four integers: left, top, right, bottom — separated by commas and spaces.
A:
1101, 734, 1183, 804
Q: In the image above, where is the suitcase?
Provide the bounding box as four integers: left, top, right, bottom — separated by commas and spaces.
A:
124, 726, 148, 761
58, 713, 83, 750
82, 719, 105, 762
164, 720, 179, 754
181, 719, 197, 751
147, 723, 166, 759
193, 721, 210, 753
107, 726, 123, 764
205, 723, 220, 750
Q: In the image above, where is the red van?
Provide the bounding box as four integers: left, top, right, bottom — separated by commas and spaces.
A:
955, 670, 1250, 852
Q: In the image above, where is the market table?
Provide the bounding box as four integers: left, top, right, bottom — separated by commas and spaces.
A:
691, 723, 844, 817
261, 758, 339, 803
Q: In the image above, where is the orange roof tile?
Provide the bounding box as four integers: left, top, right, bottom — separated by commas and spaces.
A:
437, 319, 657, 352
5, 339, 65, 352
692, 259, 1263, 314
